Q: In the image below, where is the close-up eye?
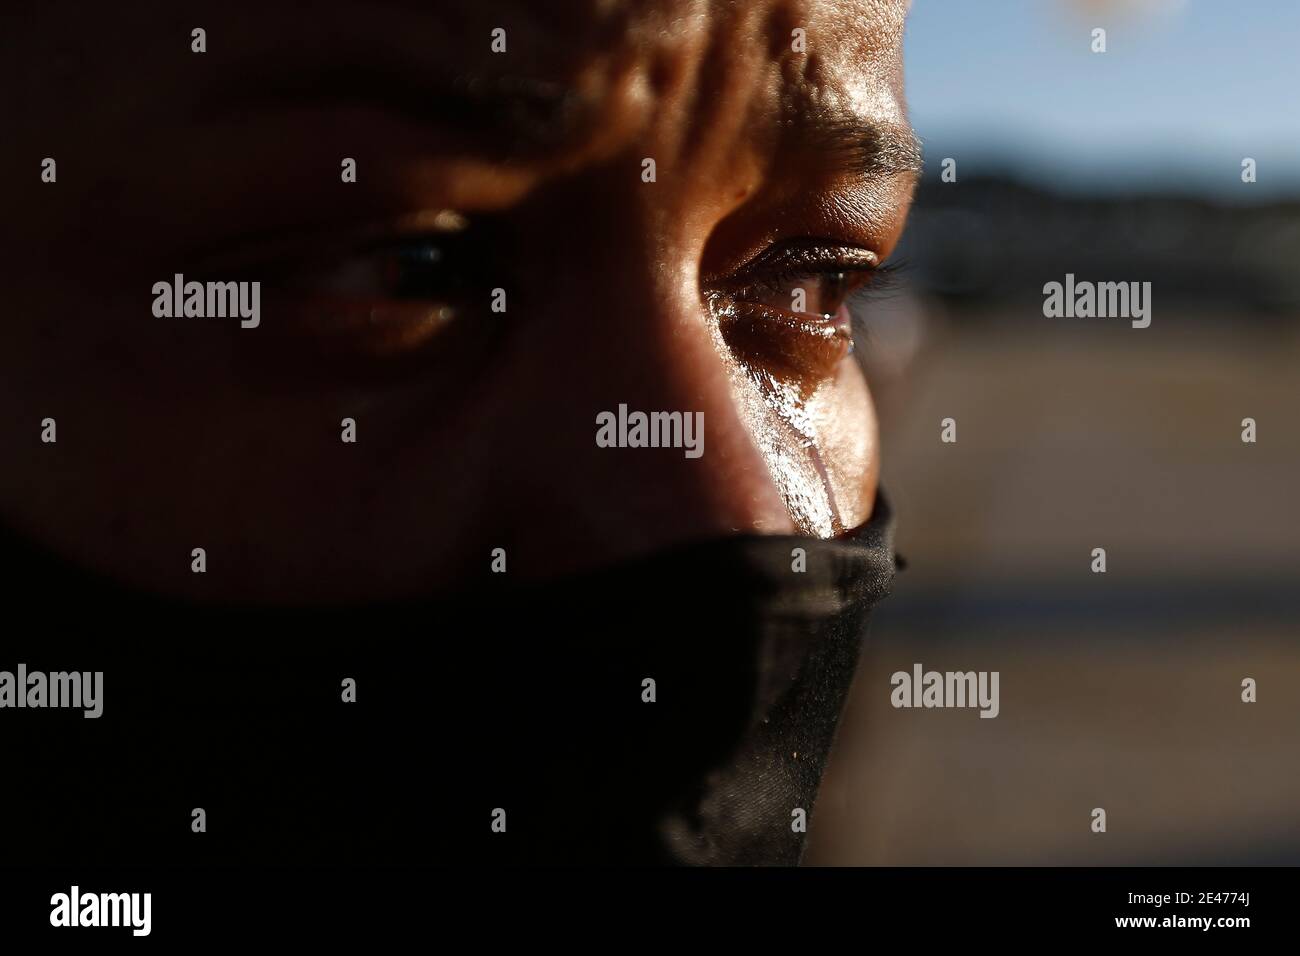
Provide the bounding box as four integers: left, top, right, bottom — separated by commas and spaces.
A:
292, 236, 460, 301
731, 242, 881, 315
707, 240, 894, 380
227, 213, 512, 385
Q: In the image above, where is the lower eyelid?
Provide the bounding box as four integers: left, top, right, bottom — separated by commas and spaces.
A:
264, 292, 459, 357
233, 289, 504, 394
718, 300, 854, 382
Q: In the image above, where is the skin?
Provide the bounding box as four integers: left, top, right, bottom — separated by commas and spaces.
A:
1, 0, 917, 603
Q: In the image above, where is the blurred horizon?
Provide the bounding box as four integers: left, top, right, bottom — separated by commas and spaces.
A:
905, 0, 1300, 201
809, 0, 1300, 865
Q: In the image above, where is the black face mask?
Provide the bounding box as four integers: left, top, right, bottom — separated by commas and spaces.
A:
3, 496, 896, 867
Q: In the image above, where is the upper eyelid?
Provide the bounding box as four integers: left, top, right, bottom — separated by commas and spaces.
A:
184, 211, 471, 276
705, 239, 880, 288
730, 266, 874, 302
712, 253, 882, 299
728, 259, 907, 307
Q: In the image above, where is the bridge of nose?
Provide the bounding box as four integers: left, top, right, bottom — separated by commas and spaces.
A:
485, 219, 799, 574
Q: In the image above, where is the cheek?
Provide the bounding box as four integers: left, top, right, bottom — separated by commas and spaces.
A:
811, 359, 879, 531
724, 344, 879, 538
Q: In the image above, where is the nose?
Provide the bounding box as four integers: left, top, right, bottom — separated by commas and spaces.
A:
479, 199, 799, 579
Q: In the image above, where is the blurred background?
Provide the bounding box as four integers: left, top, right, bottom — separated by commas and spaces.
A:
807, 0, 1300, 864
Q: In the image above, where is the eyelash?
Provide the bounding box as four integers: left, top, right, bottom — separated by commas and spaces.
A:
713, 237, 899, 300
244, 230, 908, 367
842, 259, 907, 352
734, 260, 902, 303
722, 254, 908, 358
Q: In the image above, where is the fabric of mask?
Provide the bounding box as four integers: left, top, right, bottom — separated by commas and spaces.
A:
0, 495, 897, 866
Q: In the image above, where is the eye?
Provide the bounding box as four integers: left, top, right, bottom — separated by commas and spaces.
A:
705, 239, 894, 380
735, 269, 870, 321
279, 234, 476, 304
235, 214, 513, 386
711, 239, 884, 317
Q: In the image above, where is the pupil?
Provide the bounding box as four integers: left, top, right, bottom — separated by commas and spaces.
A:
822, 272, 848, 316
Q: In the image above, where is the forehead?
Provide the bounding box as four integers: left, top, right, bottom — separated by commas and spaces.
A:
11, 0, 916, 254
392, 0, 911, 104
17, 0, 910, 143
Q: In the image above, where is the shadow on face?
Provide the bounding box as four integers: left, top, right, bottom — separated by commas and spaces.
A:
2, 0, 918, 602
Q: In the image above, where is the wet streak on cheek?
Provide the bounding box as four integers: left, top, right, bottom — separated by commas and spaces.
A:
753, 370, 847, 537
705, 293, 852, 537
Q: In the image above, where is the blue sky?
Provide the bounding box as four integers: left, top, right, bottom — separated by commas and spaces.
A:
903, 0, 1300, 197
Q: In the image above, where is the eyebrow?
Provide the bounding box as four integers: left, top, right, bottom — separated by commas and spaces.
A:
206, 58, 922, 182
204, 61, 597, 156
806, 113, 925, 183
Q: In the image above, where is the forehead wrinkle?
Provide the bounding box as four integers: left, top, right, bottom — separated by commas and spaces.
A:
763, 12, 917, 185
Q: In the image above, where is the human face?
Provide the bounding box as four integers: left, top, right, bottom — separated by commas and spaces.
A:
2, 0, 918, 602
